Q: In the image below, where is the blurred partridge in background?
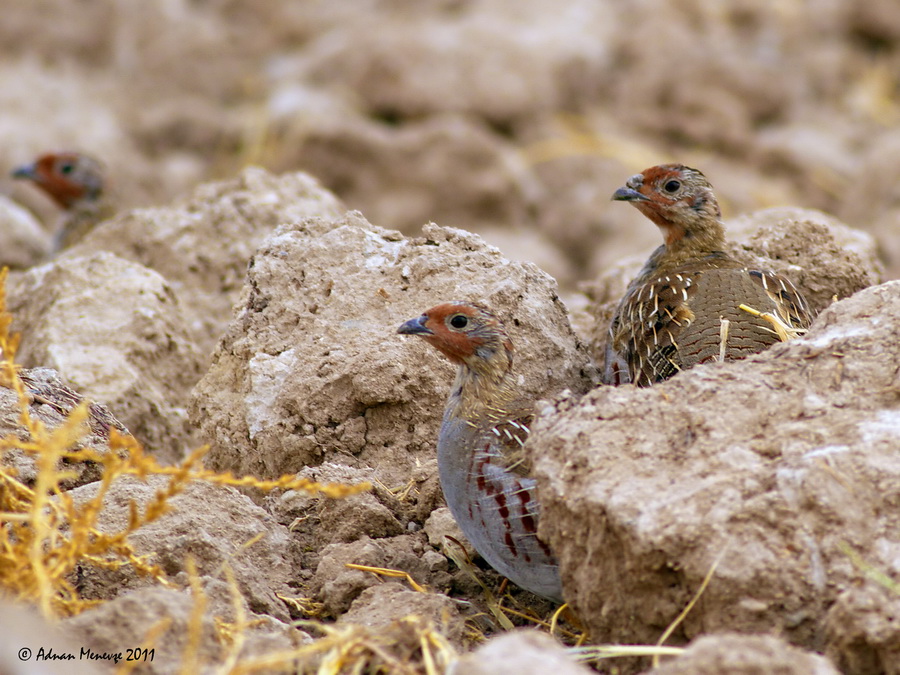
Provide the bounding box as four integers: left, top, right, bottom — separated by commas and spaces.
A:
11, 151, 112, 253
605, 164, 812, 387
398, 302, 562, 602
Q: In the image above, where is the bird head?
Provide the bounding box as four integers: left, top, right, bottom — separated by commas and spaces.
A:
11, 152, 105, 210
398, 302, 514, 375
612, 164, 723, 250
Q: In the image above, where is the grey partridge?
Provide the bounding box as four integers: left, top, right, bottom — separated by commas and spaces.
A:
606, 164, 812, 386
398, 302, 562, 602
12, 152, 112, 253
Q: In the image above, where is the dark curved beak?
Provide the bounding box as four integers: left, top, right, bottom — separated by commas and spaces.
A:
11, 162, 37, 180
612, 186, 650, 202
398, 315, 432, 336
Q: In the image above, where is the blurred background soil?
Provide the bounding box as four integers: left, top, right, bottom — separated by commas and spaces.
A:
2, 0, 898, 291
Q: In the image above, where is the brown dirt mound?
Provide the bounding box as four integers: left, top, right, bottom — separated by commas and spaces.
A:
190, 211, 594, 485
532, 280, 900, 670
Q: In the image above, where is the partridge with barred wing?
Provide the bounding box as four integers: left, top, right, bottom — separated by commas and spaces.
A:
606, 164, 812, 386
12, 152, 112, 253
398, 302, 562, 602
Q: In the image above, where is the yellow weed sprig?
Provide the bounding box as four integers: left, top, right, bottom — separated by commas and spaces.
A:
0, 268, 368, 621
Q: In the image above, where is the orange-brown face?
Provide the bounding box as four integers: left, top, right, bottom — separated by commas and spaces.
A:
11, 152, 104, 209
397, 302, 512, 366
611, 164, 720, 246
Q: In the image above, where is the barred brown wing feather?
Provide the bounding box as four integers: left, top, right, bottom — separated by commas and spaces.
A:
465, 422, 560, 597
481, 407, 534, 477
618, 272, 697, 386
747, 270, 813, 329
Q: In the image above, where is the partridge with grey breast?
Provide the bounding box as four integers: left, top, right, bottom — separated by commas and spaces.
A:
398, 302, 562, 602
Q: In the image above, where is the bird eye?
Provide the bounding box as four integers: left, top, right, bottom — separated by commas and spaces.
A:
663, 180, 681, 193
58, 162, 75, 175
449, 314, 468, 329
